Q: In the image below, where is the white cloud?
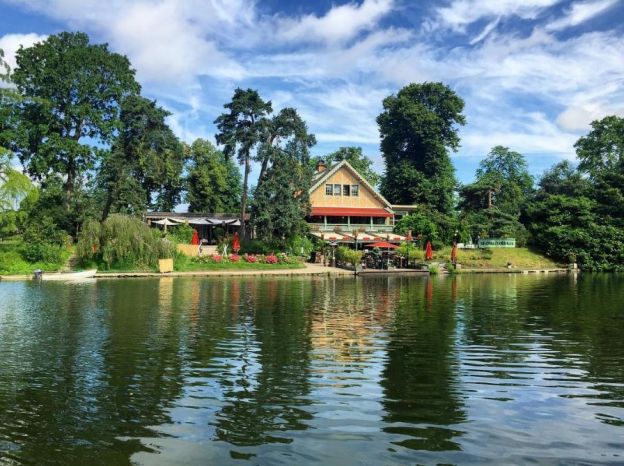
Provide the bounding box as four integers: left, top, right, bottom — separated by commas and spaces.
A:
546, 0, 620, 31
0, 32, 47, 71
276, 0, 394, 44
434, 0, 562, 30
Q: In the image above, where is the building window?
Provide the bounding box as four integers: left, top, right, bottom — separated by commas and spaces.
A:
343, 184, 350, 196
333, 184, 341, 196
325, 184, 333, 195
351, 185, 359, 196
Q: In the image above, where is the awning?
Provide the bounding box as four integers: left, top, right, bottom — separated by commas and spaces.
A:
310, 231, 347, 241
152, 218, 181, 226
187, 218, 212, 225
367, 231, 406, 242
310, 207, 393, 218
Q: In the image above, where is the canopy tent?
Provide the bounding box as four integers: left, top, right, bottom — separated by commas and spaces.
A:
370, 232, 406, 242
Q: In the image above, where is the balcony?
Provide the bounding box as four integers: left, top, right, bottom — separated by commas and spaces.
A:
308, 223, 394, 233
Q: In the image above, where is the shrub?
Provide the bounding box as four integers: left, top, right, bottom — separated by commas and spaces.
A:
277, 253, 299, 264
265, 253, 278, 264
239, 239, 273, 255
336, 246, 363, 267
168, 222, 195, 244
229, 254, 241, 262
21, 242, 65, 263
288, 235, 314, 257
212, 254, 222, 263
21, 216, 69, 263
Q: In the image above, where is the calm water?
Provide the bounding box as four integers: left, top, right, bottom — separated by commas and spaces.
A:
0, 274, 623, 465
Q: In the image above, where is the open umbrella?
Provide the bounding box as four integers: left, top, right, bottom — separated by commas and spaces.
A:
365, 241, 398, 249
425, 241, 433, 261
232, 231, 240, 254
152, 217, 180, 232
191, 229, 199, 245
451, 243, 457, 264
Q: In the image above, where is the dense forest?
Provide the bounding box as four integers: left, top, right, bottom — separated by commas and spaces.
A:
1, 32, 623, 270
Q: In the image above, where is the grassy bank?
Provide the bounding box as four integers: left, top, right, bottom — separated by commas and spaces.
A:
0, 239, 72, 275
434, 246, 560, 269
174, 255, 305, 272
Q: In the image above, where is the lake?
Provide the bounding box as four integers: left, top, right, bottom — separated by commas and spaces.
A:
0, 274, 623, 465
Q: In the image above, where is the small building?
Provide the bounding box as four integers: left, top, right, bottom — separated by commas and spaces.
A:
145, 212, 248, 244
307, 160, 406, 244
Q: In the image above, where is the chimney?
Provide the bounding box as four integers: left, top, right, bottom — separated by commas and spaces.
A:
316, 159, 327, 173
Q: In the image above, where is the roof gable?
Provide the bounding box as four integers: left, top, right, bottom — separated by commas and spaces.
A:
309, 161, 392, 210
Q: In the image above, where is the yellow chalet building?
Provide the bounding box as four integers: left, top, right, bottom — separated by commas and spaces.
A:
307, 160, 407, 244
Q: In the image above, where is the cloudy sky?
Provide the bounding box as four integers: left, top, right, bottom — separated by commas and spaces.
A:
1, 0, 623, 183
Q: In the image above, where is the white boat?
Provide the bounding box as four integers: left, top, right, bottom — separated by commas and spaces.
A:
38, 269, 98, 281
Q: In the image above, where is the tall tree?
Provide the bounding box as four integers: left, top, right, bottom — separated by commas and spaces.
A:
460, 146, 533, 214
99, 95, 185, 220
251, 141, 313, 241
215, 88, 272, 237
575, 115, 624, 221
377, 82, 465, 213
312, 146, 380, 187
186, 139, 242, 213
9, 32, 140, 210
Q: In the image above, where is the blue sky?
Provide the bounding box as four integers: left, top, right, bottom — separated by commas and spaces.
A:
1, 0, 623, 184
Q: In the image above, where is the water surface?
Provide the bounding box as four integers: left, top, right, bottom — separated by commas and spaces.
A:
0, 274, 623, 465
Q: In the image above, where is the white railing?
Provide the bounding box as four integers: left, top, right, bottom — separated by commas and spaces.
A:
308, 223, 394, 233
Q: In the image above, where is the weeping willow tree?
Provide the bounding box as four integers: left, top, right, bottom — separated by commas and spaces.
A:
77, 214, 175, 269
0, 153, 34, 211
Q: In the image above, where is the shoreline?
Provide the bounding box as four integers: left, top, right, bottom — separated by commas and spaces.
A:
0, 264, 576, 281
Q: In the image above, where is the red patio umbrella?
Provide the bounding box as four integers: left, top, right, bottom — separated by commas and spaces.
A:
425, 241, 433, 261
191, 229, 199, 245
232, 231, 240, 253
366, 241, 398, 249
451, 243, 458, 264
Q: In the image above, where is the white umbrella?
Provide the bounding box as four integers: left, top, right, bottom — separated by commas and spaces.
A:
188, 218, 212, 225
152, 218, 180, 231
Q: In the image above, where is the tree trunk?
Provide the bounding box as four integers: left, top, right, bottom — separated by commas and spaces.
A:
239, 154, 250, 238
64, 168, 75, 212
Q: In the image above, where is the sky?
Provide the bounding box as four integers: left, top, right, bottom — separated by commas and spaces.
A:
0, 0, 623, 184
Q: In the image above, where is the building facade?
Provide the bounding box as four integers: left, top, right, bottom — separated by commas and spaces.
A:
307, 161, 406, 243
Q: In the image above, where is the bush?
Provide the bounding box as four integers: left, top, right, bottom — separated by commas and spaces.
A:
244, 254, 258, 263
20, 216, 69, 263
168, 222, 195, 244
287, 235, 314, 257
21, 242, 65, 263
239, 239, 274, 255
336, 246, 363, 267
76, 214, 175, 269
229, 254, 241, 262
265, 253, 278, 264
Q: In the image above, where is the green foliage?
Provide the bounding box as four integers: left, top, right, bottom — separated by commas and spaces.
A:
378, 82, 465, 213
215, 88, 273, 237
394, 209, 458, 245
251, 142, 313, 241
312, 147, 380, 187
167, 222, 195, 244
21, 216, 69, 263
76, 214, 175, 269
100, 95, 185, 218
0, 239, 70, 274
186, 139, 241, 213
460, 146, 533, 215
9, 32, 139, 210
396, 242, 422, 261
336, 246, 363, 266
287, 235, 314, 257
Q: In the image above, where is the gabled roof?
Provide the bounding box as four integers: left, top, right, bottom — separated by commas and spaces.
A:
309, 160, 393, 210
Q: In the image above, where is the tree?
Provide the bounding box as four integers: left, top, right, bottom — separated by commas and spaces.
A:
9, 32, 139, 210
186, 139, 241, 213
251, 141, 313, 241
312, 146, 380, 187
215, 88, 272, 237
377, 82, 465, 213
575, 115, 624, 221
99, 95, 185, 220
460, 146, 533, 214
